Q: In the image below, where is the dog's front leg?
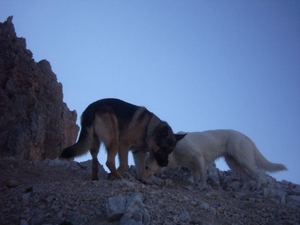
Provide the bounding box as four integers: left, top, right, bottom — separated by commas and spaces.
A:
197, 156, 207, 190
132, 150, 152, 184
106, 141, 122, 179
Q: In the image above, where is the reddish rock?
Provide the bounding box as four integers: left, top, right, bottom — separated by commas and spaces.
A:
0, 17, 79, 160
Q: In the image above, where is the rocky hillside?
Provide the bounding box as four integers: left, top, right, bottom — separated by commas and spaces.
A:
0, 17, 79, 160
0, 157, 299, 225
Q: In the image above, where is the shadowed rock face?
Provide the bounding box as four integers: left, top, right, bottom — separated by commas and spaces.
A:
0, 16, 79, 160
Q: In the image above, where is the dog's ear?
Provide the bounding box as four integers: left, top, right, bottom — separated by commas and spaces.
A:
175, 133, 186, 142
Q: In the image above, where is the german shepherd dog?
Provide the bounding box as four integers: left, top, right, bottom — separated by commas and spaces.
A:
60, 98, 185, 182
145, 130, 287, 189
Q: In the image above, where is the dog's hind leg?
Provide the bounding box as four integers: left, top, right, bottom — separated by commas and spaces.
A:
225, 156, 261, 190
225, 156, 249, 189
90, 138, 101, 180
225, 156, 249, 177
94, 113, 122, 179
243, 164, 262, 190
234, 152, 262, 189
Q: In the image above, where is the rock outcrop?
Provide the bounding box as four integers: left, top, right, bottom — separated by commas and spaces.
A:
0, 17, 79, 160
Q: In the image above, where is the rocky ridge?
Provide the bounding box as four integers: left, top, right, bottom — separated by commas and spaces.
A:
0, 157, 299, 225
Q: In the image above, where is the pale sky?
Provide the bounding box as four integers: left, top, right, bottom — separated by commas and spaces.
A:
1, 1, 299, 184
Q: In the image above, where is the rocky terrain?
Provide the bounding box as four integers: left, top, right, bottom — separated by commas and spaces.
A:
0, 17, 79, 160
1, 157, 299, 225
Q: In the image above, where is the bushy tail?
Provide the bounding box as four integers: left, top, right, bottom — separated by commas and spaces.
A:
254, 145, 287, 172
60, 126, 93, 159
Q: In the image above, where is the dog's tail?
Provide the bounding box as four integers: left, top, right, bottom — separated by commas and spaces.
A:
254, 144, 287, 172
60, 106, 96, 159
60, 125, 94, 159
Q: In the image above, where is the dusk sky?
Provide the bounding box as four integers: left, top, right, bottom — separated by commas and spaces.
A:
1, 1, 299, 184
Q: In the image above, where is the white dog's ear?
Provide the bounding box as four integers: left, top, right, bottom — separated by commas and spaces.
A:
175, 133, 186, 142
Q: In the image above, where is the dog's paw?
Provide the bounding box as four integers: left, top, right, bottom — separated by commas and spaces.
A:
151, 176, 164, 186
91, 177, 99, 181
164, 178, 173, 187
143, 179, 153, 185
139, 176, 153, 185
241, 179, 262, 191
107, 173, 122, 181
196, 182, 207, 191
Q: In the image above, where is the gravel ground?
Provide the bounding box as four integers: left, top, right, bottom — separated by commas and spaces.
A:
1, 157, 299, 225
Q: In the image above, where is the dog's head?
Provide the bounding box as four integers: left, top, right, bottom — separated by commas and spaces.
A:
148, 121, 186, 167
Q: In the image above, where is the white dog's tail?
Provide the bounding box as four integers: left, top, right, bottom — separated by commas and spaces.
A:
254, 145, 287, 172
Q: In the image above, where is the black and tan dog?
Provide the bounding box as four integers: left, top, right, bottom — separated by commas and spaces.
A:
60, 98, 185, 182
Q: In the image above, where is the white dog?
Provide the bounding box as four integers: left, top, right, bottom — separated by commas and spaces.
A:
145, 130, 287, 189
